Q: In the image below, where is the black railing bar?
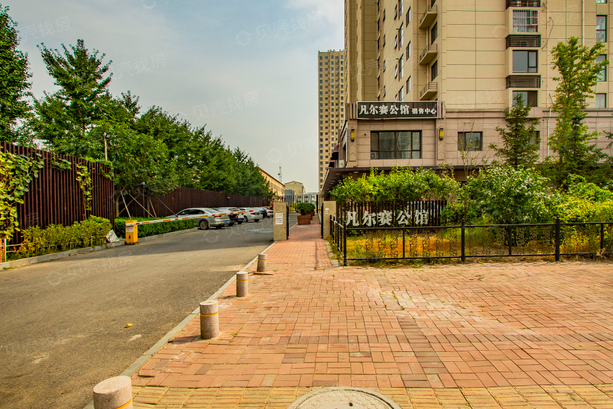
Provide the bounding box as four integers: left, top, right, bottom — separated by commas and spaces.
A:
347, 255, 461, 261
347, 225, 461, 231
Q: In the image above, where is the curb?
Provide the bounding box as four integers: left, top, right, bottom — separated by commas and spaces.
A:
0, 228, 200, 270
82, 240, 278, 409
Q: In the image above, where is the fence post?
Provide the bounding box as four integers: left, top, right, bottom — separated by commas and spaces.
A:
461, 218, 466, 263
402, 229, 406, 259
508, 225, 513, 256
343, 224, 347, 266
555, 217, 561, 262
600, 223, 605, 252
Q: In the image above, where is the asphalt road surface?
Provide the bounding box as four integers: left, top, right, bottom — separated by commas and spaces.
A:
0, 217, 290, 409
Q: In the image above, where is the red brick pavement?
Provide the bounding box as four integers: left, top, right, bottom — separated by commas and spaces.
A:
131, 222, 613, 391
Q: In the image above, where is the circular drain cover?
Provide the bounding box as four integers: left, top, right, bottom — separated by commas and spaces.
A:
288, 388, 401, 409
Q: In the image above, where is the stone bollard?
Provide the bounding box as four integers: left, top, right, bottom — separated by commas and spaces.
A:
93, 376, 132, 409
200, 300, 219, 340
236, 272, 248, 297
256, 253, 267, 272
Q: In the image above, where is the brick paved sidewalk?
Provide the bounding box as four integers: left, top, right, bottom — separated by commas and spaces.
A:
129, 221, 613, 408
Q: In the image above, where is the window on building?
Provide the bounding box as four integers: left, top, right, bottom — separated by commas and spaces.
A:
596, 93, 607, 108
406, 41, 411, 59
431, 60, 438, 80
406, 7, 411, 26
394, 34, 398, 49
513, 90, 538, 107
458, 132, 483, 151
399, 24, 403, 47
407, 76, 412, 92
399, 56, 404, 79
596, 0, 607, 3
371, 131, 422, 159
513, 50, 538, 73
597, 54, 608, 81
513, 10, 538, 32
398, 86, 404, 101
597, 16, 607, 43
431, 22, 438, 44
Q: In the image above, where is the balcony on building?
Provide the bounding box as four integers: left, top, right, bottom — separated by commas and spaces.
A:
419, 1, 438, 30
506, 0, 541, 7
506, 34, 541, 48
419, 43, 438, 65
506, 75, 541, 88
420, 82, 438, 100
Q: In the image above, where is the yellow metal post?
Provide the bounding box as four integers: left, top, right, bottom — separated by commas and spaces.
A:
125, 220, 138, 245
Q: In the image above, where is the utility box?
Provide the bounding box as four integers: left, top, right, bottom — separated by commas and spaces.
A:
125, 221, 138, 245
273, 201, 287, 241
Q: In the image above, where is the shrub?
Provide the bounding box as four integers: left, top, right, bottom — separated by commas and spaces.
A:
295, 203, 315, 216
114, 217, 196, 238
17, 216, 112, 258
557, 176, 613, 222
467, 165, 560, 224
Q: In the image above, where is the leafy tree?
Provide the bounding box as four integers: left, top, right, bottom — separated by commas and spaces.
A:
0, 4, 31, 143
491, 93, 540, 168
467, 165, 559, 224
549, 37, 609, 185
32, 39, 112, 157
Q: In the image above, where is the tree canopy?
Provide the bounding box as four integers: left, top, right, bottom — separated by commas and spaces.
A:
0, 4, 31, 143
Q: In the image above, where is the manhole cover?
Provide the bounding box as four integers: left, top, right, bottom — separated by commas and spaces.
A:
288, 388, 401, 409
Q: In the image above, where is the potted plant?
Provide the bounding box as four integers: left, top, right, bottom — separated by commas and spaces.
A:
296, 203, 312, 225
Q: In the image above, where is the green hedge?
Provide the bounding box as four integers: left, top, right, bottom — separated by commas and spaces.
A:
16, 216, 112, 259
114, 217, 196, 238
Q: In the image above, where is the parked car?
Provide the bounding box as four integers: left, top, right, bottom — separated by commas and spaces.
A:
171, 208, 230, 230
253, 207, 269, 218
228, 207, 246, 224
211, 207, 240, 226
239, 207, 263, 222
263, 207, 273, 217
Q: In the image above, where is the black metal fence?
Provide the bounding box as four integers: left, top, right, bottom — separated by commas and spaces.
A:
330, 216, 613, 265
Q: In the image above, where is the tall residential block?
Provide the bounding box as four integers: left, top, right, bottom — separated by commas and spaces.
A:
320, 0, 613, 197
318, 50, 346, 191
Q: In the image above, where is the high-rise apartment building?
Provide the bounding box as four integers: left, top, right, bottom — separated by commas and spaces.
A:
318, 50, 346, 191
320, 0, 613, 197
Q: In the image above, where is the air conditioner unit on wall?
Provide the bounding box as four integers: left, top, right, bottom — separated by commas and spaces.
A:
338, 160, 345, 168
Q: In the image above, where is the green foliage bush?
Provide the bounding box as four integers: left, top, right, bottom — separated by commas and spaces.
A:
295, 203, 315, 216
466, 165, 560, 225
114, 217, 196, 238
17, 216, 112, 258
331, 167, 459, 204
556, 176, 613, 222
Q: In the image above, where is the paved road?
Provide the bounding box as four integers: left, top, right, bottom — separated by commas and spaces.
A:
0, 217, 290, 409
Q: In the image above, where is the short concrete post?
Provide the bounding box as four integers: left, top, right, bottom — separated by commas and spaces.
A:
256, 253, 267, 272
236, 272, 248, 297
93, 376, 133, 409
200, 300, 219, 340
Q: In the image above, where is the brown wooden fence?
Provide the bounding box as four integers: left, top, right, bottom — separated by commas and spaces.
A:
118, 187, 269, 218
2, 143, 115, 245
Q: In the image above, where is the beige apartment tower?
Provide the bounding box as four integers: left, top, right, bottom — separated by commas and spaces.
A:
321, 0, 613, 197
318, 50, 346, 190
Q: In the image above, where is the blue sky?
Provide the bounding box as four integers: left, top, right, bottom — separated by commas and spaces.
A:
4, 0, 344, 192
